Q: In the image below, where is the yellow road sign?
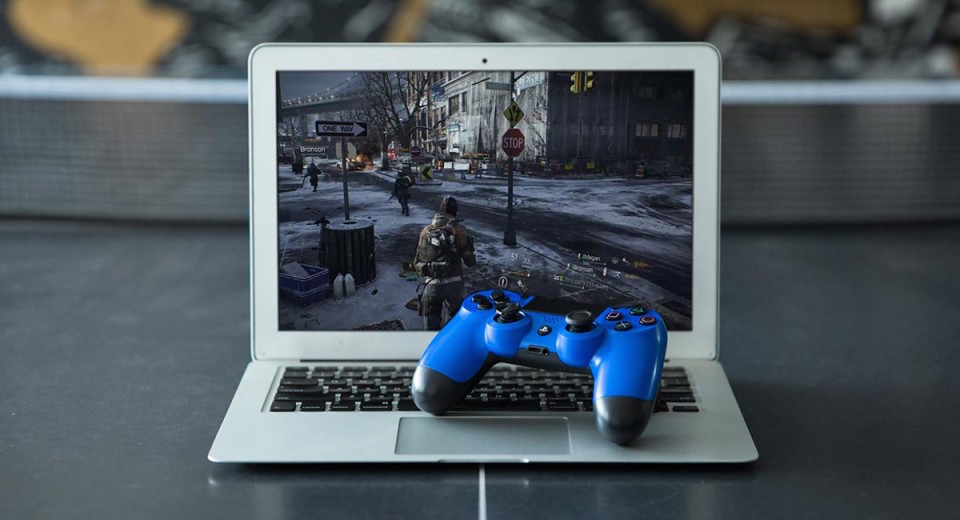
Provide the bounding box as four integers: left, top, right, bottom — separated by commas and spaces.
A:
503, 100, 525, 128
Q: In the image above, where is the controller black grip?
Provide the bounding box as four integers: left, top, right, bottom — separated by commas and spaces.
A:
411, 366, 482, 414
594, 396, 656, 445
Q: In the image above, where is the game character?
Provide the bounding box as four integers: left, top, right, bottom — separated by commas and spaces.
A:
414, 196, 477, 330
292, 157, 304, 176
306, 160, 320, 192
393, 172, 412, 216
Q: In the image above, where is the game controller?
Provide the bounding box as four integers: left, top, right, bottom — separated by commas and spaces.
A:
411, 289, 668, 444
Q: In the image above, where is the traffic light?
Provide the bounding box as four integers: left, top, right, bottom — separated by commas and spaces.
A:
570, 72, 582, 94
584, 71, 595, 91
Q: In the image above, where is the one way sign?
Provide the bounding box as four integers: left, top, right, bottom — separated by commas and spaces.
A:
315, 121, 368, 137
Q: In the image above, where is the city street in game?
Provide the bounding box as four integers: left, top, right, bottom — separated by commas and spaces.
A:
276, 70, 693, 332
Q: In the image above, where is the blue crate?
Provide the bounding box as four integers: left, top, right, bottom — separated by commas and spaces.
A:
281, 283, 332, 307
279, 264, 330, 293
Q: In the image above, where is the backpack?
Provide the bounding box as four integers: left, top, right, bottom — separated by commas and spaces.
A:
417, 224, 456, 278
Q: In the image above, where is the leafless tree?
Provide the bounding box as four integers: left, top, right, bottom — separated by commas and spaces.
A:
356, 71, 432, 149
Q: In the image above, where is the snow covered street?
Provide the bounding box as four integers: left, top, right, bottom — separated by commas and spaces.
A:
277, 163, 692, 331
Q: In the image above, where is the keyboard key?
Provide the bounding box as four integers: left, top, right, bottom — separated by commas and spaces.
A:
397, 399, 419, 411
546, 401, 578, 411
451, 398, 485, 410
282, 371, 308, 379
300, 402, 327, 411
281, 378, 318, 386
655, 400, 669, 413
489, 399, 542, 411
360, 402, 393, 411
672, 405, 699, 412
270, 401, 296, 412
661, 393, 695, 403
329, 402, 356, 411
343, 366, 368, 372
285, 366, 309, 372
277, 386, 330, 397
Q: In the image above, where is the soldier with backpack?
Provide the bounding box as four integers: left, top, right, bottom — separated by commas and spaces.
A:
414, 196, 477, 330
393, 172, 412, 216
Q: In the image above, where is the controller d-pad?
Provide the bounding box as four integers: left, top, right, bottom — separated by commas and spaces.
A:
614, 321, 632, 331
639, 315, 657, 326
471, 294, 493, 310
490, 289, 508, 302
605, 311, 623, 321
629, 305, 646, 316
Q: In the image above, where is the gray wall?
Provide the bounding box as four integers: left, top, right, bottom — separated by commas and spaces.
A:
1, 97, 958, 224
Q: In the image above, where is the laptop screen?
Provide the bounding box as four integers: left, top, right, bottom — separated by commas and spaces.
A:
276, 70, 693, 332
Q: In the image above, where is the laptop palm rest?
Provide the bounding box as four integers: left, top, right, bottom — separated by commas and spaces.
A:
395, 417, 571, 455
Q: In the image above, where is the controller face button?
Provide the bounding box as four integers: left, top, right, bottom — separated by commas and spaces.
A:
564, 310, 595, 332
639, 315, 657, 326
605, 311, 623, 321
490, 289, 507, 302
629, 305, 646, 316
537, 325, 552, 336
495, 302, 523, 323
614, 321, 632, 331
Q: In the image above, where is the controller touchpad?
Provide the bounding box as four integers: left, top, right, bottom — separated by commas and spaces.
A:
395, 417, 571, 455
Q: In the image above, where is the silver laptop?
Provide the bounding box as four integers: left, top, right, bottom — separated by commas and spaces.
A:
209, 43, 757, 463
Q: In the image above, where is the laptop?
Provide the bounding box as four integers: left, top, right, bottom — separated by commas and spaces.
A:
209, 43, 757, 463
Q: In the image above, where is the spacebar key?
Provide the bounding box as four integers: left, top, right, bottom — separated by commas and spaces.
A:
454, 398, 541, 412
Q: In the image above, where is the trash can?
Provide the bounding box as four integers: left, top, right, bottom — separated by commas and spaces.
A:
320, 217, 377, 286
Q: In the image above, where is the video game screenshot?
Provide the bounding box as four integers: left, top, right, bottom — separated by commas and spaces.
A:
276, 70, 693, 332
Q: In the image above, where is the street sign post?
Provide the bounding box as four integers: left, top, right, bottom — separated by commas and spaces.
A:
315, 121, 368, 137
485, 82, 512, 91
501, 128, 525, 157
314, 120, 368, 221
503, 101, 525, 128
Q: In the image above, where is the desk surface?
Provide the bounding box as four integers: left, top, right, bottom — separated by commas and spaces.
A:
1, 221, 958, 519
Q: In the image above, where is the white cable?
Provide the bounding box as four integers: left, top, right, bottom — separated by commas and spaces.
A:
478, 464, 487, 520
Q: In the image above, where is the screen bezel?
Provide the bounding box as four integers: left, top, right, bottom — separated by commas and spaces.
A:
250, 43, 720, 361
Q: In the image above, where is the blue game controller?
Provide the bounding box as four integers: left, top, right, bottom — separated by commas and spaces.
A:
412, 289, 668, 444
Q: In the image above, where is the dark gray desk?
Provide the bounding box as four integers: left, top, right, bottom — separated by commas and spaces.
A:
2, 221, 958, 519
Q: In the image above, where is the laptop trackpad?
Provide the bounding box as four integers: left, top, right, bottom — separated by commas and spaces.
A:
395, 417, 571, 455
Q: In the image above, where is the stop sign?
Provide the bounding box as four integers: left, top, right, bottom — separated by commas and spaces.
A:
501, 128, 525, 157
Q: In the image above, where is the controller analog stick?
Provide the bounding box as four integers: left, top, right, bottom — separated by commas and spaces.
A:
565, 310, 595, 332
495, 302, 523, 323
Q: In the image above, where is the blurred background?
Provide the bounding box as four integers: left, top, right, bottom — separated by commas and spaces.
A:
1, 0, 960, 224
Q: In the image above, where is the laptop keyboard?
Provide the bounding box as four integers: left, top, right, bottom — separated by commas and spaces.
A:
269, 364, 697, 413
